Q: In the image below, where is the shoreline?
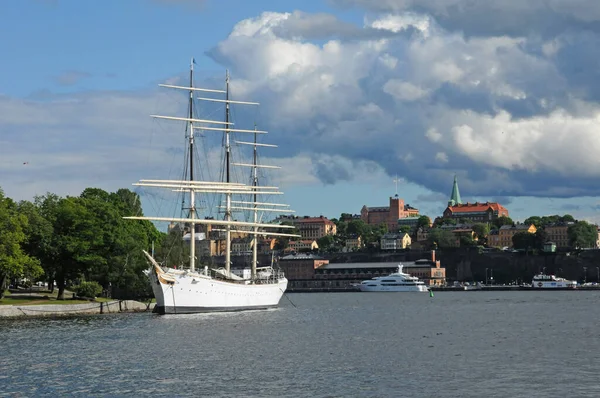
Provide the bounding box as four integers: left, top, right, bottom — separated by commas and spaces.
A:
0, 300, 155, 318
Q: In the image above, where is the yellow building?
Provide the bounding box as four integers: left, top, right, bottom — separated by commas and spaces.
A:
488, 224, 536, 248
345, 235, 362, 251
287, 240, 319, 252
380, 232, 412, 250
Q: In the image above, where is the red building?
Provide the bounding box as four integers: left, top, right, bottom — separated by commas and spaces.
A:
361, 195, 419, 231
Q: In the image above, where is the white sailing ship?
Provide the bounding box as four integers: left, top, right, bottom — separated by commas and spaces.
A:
126, 59, 299, 314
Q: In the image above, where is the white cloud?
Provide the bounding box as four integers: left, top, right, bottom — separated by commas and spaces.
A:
383, 79, 428, 101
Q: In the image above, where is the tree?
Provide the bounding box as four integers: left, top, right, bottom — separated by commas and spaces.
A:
512, 232, 535, 250
533, 229, 548, 250
399, 225, 411, 234
472, 223, 490, 243
0, 189, 43, 297
524, 216, 542, 229
561, 214, 575, 223
317, 235, 335, 252
428, 228, 458, 249
493, 216, 513, 229
568, 221, 597, 249
416, 216, 431, 230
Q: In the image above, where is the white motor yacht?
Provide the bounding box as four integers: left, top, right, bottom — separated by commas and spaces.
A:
358, 265, 429, 292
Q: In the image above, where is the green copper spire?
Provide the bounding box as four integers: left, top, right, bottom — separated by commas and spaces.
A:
448, 175, 462, 206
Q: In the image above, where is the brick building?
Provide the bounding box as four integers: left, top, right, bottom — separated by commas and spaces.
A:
442, 176, 509, 223
360, 195, 419, 231
278, 253, 329, 280
277, 215, 337, 239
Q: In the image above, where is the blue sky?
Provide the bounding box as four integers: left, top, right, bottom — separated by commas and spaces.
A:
3, 0, 600, 228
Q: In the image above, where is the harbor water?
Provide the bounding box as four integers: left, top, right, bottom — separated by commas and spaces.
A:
1, 291, 599, 397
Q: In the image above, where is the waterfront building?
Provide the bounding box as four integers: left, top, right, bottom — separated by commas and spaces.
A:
278, 253, 329, 280
314, 251, 445, 287
360, 195, 419, 231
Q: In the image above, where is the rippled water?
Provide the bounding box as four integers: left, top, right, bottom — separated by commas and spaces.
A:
1, 291, 599, 397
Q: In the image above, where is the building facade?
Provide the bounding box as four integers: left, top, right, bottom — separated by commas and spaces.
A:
278, 253, 329, 280
488, 224, 537, 248
361, 195, 419, 231
380, 232, 412, 250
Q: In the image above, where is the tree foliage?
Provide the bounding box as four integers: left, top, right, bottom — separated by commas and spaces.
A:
493, 216, 514, 229
568, 221, 597, 249
428, 228, 458, 249
0, 189, 43, 297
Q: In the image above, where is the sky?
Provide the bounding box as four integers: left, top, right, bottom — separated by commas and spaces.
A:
3, 0, 600, 227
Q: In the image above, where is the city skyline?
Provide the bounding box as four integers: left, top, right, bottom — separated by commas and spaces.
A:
3, 0, 600, 224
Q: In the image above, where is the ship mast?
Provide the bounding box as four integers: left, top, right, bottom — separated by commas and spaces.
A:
251, 125, 259, 279
224, 70, 232, 275
188, 58, 196, 272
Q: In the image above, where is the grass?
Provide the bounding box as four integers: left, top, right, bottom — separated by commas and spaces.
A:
0, 289, 114, 306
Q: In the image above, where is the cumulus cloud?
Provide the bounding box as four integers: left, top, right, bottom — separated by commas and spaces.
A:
330, 0, 600, 37
204, 9, 600, 199
5, 5, 600, 206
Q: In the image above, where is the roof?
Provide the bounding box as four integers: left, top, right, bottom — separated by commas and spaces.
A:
280, 253, 325, 261
319, 259, 437, 270
447, 202, 508, 214
295, 217, 335, 225
449, 175, 462, 205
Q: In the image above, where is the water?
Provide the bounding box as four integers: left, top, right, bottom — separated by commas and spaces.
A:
1, 291, 599, 397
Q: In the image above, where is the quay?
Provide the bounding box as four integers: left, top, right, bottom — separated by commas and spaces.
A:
0, 300, 155, 318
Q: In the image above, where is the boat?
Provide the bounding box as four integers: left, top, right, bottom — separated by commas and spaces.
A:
531, 273, 577, 289
357, 265, 429, 292
126, 59, 299, 314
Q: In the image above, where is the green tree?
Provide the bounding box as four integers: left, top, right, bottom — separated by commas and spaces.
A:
428, 228, 458, 249
568, 221, 597, 249
399, 225, 411, 234
533, 228, 548, 250
561, 214, 575, 223
416, 216, 431, 230
0, 189, 43, 297
472, 223, 490, 243
512, 231, 535, 250
317, 235, 335, 252
493, 216, 514, 229
524, 216, 542, 229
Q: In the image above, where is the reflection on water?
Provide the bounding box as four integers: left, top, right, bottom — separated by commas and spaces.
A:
1, 291, 600, 397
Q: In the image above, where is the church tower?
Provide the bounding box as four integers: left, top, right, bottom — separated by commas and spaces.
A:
448, 175, 462, 207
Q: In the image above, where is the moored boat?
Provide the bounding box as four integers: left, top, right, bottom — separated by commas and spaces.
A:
126, 60, 299, 314
531, 273, 577, 289
358, 265, 429, 292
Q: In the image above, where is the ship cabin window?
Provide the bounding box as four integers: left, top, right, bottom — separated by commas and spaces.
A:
381, 279, 397, 283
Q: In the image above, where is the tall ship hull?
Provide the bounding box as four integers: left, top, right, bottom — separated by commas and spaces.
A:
149, 268, 288, 314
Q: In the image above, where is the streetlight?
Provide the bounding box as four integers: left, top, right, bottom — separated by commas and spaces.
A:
596, 267, 599, 283
583, 267, 587, 284
485, 268, 489, 285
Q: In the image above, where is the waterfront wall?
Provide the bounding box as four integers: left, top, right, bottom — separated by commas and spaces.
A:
321, 248, 600, 284
0, 300, 155, 318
